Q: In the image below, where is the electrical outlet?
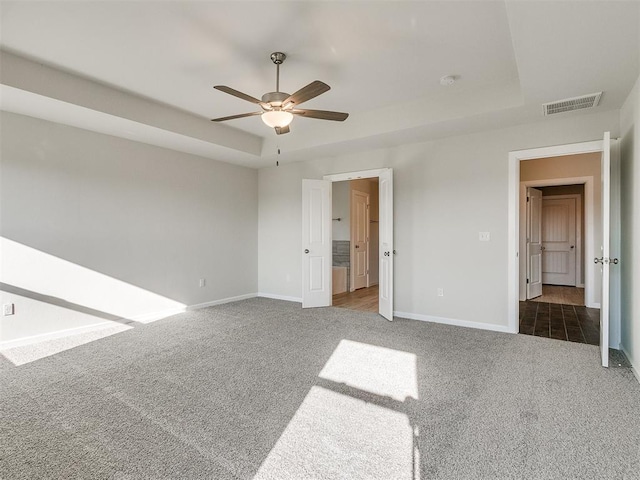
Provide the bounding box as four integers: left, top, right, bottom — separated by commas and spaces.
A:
199, 278, 206, 288
479, 232, 491, 242
437, 288, 444, 297
3, 303, 15, 316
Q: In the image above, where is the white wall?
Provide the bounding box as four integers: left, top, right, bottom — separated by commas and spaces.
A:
1, 112, 258, 344
332, 182, 350, 241
258, 110, 619, 328
620, 74, 640, 378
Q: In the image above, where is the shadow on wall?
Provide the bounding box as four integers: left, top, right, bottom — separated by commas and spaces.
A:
1, 237, 186, 324
0, 237, 186, 364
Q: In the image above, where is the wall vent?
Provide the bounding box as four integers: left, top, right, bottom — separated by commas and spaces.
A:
542, 92, 602, 116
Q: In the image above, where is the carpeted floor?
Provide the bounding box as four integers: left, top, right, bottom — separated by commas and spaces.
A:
1, 298, 639, 479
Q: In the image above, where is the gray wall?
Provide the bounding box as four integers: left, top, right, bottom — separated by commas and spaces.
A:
620, 74, 640, 375
1, 112, 258, 342
332, 182, 350, 241
257, 109, 619, 328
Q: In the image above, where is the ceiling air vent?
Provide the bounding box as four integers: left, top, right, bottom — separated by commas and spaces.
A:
542, 92, 602, 116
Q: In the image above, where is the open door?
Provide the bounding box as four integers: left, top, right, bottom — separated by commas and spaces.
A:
351, 189, 370, 291
526, 187, 543, 299
302, 179, 332, 308
599, 132, 611, 367
379, 169, 393, 321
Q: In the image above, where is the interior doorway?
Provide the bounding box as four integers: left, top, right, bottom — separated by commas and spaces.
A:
524, 182, 587, 306
508, 133, 620, 367
301, 168, 394, 320
331, 178, 379, 313
519, 155, 598, 344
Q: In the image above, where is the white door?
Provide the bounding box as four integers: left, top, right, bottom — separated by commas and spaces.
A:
599, 132, 611, 367
379, 169, 394, 321
542, 198, 577, 286
302, 179, 332, 308
526, 187, 543, 299
351, 190, 369, 291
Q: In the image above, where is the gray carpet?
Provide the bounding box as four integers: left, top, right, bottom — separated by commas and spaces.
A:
1, 298, 639, 479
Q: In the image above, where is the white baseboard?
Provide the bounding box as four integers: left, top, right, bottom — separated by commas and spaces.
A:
587, 302, 601, 309
621, 346, 640, 385
0, 321, 118, 350
393, 311, 513, 334
0, 293, 259, 349
577, 283, 585, 288
128, 293, 261, 321
257, 292, 303, 303
189, 293, 257, 311
129, 307, 186, 323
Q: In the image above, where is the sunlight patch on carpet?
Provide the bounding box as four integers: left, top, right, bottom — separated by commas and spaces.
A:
254, 386, 413, 480
0, 323, 132, 366
319, 339, 419, 401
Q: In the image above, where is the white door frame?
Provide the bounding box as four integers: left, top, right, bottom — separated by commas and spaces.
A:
508, 140, 605, 335
520, 178, 593, 301
323, 168, 391, 314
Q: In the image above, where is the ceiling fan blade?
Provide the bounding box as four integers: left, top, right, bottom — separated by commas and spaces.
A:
214, 85, 263, 104
290, 109, 349, 121
211, 111, 262, 122
282, 81, 330, 106
275, 125, 290, 135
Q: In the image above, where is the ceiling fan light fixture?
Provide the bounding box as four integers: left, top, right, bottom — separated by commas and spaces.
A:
261, 110, 293, 128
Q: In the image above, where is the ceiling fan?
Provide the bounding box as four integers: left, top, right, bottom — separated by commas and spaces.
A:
211, 52, 349, 135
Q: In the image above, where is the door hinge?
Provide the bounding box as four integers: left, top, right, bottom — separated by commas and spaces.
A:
527, 196, 530, 202
526, 278, 529, 284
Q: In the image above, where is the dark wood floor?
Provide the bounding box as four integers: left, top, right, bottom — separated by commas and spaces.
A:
519, 301, 600, 345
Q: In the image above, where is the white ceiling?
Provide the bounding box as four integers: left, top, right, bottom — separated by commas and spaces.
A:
1, 1, 638, 168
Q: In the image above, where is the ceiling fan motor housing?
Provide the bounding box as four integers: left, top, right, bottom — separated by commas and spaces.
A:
262, 91, 289, 106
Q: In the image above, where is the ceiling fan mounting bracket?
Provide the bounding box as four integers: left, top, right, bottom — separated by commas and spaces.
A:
270, 52, 286, 65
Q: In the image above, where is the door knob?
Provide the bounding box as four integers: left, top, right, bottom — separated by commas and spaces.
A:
355, 245, 359, 249
570, 245, 575, 249
594, 257, 603, 264
304, 249, 309, 254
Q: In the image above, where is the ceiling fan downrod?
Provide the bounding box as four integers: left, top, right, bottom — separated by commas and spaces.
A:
270, 52, 286, 93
